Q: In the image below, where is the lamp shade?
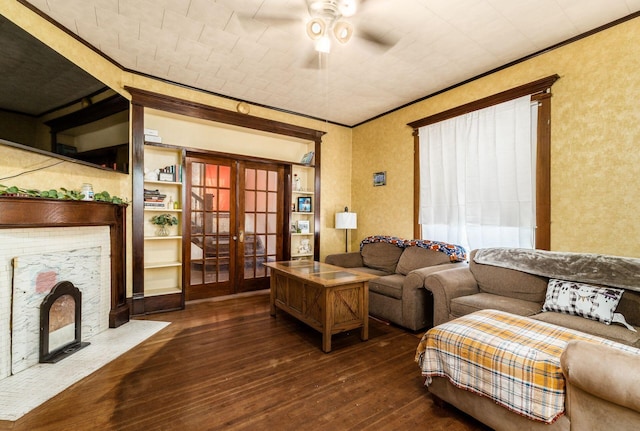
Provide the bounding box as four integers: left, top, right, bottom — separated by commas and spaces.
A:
335, 211, 357, 229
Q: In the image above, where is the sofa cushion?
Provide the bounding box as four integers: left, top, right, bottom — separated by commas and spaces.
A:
542, 278, 624, 325
469, 250, 548, 302
450, 293, 542, 319
348, 266, 389, 277
368, 274, 405, 300
532, 312, 640, 347
395, 246, 450, 275
361, 242, 404, 273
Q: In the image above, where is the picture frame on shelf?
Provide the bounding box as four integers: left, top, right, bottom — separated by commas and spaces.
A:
158, 172, 175, 182
298, 239, 311, 254
297, 220, 310, 234
300, 151, 314, 165
297, 196, 312, 212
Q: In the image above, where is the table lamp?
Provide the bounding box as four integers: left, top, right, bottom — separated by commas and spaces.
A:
335, 206, 357, 252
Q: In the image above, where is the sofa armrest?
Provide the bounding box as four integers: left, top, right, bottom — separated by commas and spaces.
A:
423, 266, 479, 326
406, 262, 467, 286
325, 251, 363, 268
561, 340, 640, 428
399, 263, 466, 331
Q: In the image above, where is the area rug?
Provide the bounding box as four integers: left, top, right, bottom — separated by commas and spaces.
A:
0, 319, 169, 421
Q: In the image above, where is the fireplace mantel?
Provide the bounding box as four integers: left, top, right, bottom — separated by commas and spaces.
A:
0, 196, 129, 327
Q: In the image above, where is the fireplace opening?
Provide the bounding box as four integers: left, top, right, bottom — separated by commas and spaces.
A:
39, 281, 90, 363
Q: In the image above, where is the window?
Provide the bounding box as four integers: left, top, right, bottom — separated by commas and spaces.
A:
408, 75, 558, 251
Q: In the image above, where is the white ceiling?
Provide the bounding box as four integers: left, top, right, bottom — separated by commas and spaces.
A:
22, 0, 640, 126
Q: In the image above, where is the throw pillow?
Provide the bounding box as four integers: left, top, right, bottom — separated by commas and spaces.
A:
395, 246, 450, 275
361, 242, 404, 273
542, 279, 624, 325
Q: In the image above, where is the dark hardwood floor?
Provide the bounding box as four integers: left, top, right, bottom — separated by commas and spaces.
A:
0, 291, 491, 430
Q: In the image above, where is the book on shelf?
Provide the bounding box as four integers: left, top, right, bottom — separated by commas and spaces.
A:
144, 189, 166, 204
144, 189, 166, 198
144, 202, 166, 208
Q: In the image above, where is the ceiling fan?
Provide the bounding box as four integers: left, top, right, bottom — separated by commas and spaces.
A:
305, 0, 358, 53
240, 0, 397, 57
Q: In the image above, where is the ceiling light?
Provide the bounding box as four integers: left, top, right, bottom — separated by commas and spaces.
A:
333, 20, 353, 44
306, 18, 326, 40
315, 35, 331, 53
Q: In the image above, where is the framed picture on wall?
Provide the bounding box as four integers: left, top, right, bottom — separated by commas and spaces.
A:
297, 196, 312, 212
373, 171, 386, 187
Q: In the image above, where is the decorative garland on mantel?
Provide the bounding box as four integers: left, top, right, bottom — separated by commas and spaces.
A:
0, 184, 127, 204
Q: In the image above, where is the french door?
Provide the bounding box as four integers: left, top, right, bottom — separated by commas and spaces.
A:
185, 155, 284, 300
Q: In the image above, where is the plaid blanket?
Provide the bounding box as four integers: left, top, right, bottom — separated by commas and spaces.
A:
415, 309, 640, 423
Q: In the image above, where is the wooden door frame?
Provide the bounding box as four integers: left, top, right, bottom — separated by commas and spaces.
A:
129, 87, 324, 312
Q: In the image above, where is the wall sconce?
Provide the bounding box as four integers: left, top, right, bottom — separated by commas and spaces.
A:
335, 206, 357, 252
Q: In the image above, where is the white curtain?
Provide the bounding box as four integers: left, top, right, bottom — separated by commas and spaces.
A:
418, 95, 537, 251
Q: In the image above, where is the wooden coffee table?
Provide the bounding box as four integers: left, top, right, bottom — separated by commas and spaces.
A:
265, 260, 377, 353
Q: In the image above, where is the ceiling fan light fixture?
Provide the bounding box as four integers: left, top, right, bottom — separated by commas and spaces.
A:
338, 0, 357, 17
333, 20, 353, 44
306, 17, 326, 40
307, 0, 324, 13
315, 35, 331, 53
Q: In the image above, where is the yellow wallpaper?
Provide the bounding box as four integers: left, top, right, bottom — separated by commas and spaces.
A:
352, 17, 640, 258
318, 123, 354, 257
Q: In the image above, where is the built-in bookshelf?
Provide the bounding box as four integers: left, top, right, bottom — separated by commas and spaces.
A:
142, 143, 185, 307
290, 165, 315, 260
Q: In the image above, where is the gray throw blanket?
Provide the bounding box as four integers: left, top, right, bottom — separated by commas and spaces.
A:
474, 248, 640, 293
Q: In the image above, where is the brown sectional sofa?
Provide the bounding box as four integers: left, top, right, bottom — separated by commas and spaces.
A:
426, 248, 640, 344
420, 247, 640, 430
325, 236, 467, 331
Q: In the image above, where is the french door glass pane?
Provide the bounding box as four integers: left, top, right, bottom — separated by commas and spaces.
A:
219, 166, 231, 187
256, 213, 266, 233
192, 163, 203, 186
243, 167, 278, 280
256, 192, 267, 212
190, 161, 233, 287
267, 171, 277, 191
205, 164, 217, 187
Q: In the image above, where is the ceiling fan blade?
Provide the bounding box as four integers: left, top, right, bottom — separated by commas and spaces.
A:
357, 0, 384, 14
236, 11, 301, 27
356, 27, 398, 51
235, 1, 308, 27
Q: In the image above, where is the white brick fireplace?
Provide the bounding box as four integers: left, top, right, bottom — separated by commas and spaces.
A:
0, 226, 111, 380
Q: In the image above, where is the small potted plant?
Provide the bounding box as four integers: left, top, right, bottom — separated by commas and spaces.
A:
150, 213, 178, 236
